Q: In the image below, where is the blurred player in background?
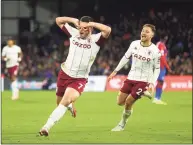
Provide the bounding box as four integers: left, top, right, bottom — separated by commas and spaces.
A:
108, 24, 161, 131
153, 33, 172, 105
39, 16, 111, 136
2, 39, 22, 100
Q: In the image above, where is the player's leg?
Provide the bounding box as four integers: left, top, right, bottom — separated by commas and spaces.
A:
116, 91, 129, 106
116, 79, 133, 106
124, 82, 148, 124
154, 68, 167, 105
56, 95, 62, 105
154, 69, 163, 100
155, 80, 163, 100
39, 87, 80, 136
9, 66, 19, 100
56, 96, 76, 117
111, 94, 135, 132
39, 77, 86, 136
112, 81, 148, 131
111, 80, 133, 131
55, 70, 77, 116
65, 80, 87, 117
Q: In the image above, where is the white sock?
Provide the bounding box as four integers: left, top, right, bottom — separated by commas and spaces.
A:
119, 109, 133, 126
67, 103, 72, 109
43, 104, 68, 131
11, 80, 19, 98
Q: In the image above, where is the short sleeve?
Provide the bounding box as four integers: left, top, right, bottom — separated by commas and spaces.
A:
61, 23, 79, 37
93, 33, 106, 47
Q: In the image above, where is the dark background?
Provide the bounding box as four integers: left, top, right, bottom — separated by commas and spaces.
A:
1, 0, 193, 78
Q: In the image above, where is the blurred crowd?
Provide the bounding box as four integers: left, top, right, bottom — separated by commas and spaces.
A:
1, 7, 192, 78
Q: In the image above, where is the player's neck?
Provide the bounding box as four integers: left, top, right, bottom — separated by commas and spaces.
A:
80, 36, 90, 40
140, 41, 152, 47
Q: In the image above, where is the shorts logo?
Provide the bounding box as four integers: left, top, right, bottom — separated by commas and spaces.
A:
136, 88, 143, 95
78, 83, 83, 89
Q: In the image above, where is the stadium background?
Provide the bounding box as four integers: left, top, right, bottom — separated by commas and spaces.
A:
1, 0, 192, 144
1, 0, 192, 91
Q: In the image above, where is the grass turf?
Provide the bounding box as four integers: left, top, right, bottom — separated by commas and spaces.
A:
2, 91, 192, 144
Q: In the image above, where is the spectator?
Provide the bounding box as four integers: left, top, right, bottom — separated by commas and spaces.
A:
1, 7, 192, 77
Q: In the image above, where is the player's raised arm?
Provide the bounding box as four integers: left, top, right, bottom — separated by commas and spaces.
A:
56, 17, 79, 29
56, 17, 79, 37
87, 22, 111, 38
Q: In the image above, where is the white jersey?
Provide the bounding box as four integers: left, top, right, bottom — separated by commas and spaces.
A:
61, 23, 105, 78
125, 40, 161, 83
2, 45, 22, 68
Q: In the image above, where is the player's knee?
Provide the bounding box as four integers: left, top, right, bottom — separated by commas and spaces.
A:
65, 88, 80, 98
10, 76, 16, 82
125, 99, 132, 107
158, 80, 163, 85
117, 92, 128, 106
125, 95, 135, 106
70, 95, 79, 103
60, 96, 72, 106
117, 99, 124, 106
60, 94, 79, 106
157, 80, 164, 87
56, 96, 62, 106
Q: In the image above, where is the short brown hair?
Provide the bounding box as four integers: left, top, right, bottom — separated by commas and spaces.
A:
143, 24, 156, 33
80, 16, 93, 23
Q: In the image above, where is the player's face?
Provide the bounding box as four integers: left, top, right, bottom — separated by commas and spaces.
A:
7, 40, 14, 47
78, 21, 91, 39
140, 27, 154, 42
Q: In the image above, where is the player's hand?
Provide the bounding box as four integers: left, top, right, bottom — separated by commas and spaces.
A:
148, 83, 155, 96
17, 57, 22, 62
74, 19, 79, 29
107, 71, 117, 82
3, 57, 10, 61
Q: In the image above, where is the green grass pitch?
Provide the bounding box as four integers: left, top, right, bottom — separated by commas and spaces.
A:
2, 91, 192, 144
